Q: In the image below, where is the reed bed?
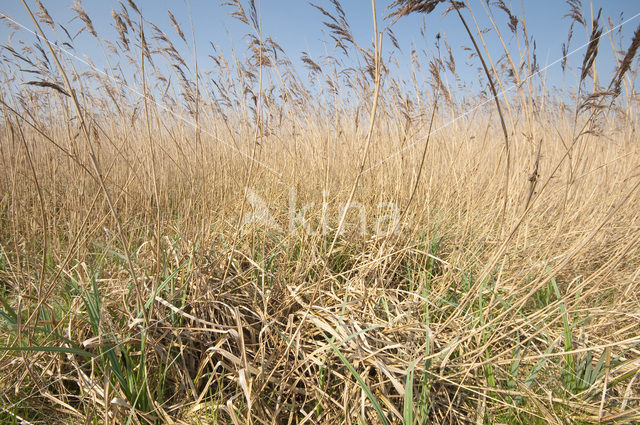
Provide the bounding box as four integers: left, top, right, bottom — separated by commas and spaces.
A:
0, 0, 639, 423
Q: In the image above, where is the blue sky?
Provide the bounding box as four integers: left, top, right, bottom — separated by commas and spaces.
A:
2, 1, 640, 96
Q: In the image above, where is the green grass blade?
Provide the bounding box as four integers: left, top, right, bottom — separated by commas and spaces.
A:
0, 345, 96, 358
403, 360, 415, 424
316, 325, 390, 425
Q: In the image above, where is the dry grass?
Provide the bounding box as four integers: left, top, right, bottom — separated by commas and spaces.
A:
0, 0, 639, 423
